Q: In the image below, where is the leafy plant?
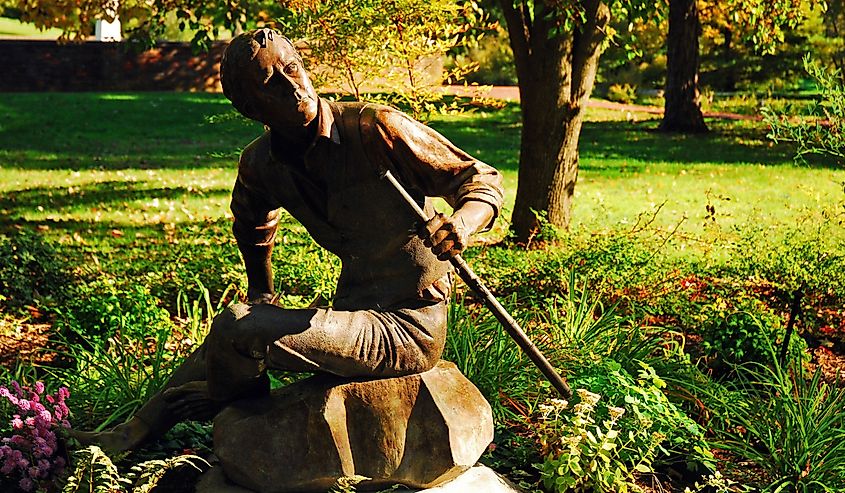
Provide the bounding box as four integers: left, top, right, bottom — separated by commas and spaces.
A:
54, 279, 173, 349
61, 445, 207, 493
536, 389, 661, 493
568, 359, 715, 473
0, 231, 67, 311
700, 296, 807, 367
682, 471, 751, 493
711, 344, 845, 492
765, 55, 845, 166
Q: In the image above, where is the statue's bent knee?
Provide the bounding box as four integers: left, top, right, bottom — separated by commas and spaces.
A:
209, 303, 251, 344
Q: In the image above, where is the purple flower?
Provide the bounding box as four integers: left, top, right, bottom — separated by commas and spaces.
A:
18, 476, 34, 492
0, 381, 71, 490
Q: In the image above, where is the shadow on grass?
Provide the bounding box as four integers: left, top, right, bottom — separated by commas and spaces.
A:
431, 108, 815, 173
579, 120, 798, 168
1, 93, 820, 173
0, 181, 230, 217
0, 92, 262, 170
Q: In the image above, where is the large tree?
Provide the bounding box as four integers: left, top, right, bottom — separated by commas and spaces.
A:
661, 0, 808, 133
660, 0, 706, 133
498, 1, 658, 241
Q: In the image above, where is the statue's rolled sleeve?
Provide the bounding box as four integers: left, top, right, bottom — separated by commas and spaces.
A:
231, 163, 281, 298
231, 178, 280, 248
374, 109, 504, 229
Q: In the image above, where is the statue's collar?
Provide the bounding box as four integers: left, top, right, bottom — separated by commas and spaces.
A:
313, 98, 341, 145
269, 98, 340, 162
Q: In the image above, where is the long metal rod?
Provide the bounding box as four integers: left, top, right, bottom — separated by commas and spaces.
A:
382, 170, 572, 399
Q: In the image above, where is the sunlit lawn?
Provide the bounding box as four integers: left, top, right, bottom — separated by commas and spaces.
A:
0, 17, 62, 38
1, 91, 843, 276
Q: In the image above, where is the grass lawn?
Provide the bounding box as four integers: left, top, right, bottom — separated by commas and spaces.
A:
2, 92, 842, 256
0, 17, 62, 38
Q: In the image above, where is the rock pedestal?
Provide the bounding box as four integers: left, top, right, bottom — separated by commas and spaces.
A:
211, 360, 493, 493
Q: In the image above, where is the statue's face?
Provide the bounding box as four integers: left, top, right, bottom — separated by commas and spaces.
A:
245, 30, 318, 130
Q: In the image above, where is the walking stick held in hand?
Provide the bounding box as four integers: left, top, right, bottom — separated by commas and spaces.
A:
382, 170, 572, 399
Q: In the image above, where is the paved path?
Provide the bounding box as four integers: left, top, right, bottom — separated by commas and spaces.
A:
443, 85, 760, 121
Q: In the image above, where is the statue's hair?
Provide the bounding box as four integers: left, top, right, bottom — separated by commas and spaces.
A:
220, 28, 300, 120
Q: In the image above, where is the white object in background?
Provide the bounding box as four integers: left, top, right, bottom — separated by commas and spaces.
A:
95, 17, 121, 42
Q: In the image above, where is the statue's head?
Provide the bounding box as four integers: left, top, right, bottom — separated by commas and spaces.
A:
220, 28, 318, 130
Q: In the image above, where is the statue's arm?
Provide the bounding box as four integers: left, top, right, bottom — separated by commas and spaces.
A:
231, 173, 280, 303
374, 109, 504, 259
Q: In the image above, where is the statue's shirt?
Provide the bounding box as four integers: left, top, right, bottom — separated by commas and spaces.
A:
231, 99, 503, 310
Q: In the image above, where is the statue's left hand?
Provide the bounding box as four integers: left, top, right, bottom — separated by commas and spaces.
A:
419, 212, 468, 261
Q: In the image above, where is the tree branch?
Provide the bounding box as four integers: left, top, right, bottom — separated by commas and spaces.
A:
499, 0, 531, 80
570, 0, 609, 105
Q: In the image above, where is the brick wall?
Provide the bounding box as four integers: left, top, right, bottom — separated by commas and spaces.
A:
0, 40, 226, 92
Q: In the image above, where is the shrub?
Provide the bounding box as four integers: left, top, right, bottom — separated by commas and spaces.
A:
606, 83, 638, 104
457, 25, 518, 86
568, 359, 714, 472
537, 390, 648, 493
0, 231, 67, 311
54, 279, 173, 348
700, 295, 807, 367
536, 360, 714, 493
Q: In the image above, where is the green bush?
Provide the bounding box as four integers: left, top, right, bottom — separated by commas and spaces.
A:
54, 279, 172, 348
538, 360, 714, 493
456, 25, 517, 86
700, 295, 807, 367
0, 231, 67, 310
606, 83, 638, 104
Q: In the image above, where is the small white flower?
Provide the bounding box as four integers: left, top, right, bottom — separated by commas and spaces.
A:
608, 406, 625, 420
576, 389, 601, 406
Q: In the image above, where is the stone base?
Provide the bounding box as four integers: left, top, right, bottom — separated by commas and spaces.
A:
197, 465, 524, 493
212, 361, 493, 493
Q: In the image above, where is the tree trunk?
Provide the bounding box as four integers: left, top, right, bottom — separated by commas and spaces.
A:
661, 0, 707, 133
500, 0, 609, 243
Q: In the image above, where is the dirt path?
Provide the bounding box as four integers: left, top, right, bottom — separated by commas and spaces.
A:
444, 85, 761, 121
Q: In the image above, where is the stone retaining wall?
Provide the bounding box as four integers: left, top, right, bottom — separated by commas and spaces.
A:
0, 40, 225, 92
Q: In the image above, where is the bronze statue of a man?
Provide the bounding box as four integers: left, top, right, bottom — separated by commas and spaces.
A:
76, 28, 503, 452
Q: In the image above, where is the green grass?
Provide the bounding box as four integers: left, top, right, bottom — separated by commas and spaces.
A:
0, 17, 62, 38
2, 92, 843, 261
